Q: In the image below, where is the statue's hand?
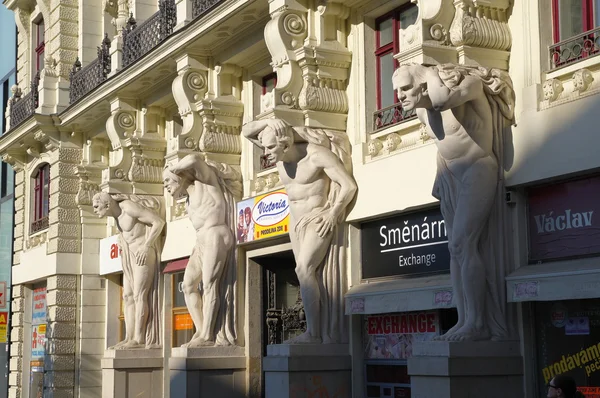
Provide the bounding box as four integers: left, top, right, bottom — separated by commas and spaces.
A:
315, 212, 338, 238
135, 245, 150, 266
267, 119, 289, 138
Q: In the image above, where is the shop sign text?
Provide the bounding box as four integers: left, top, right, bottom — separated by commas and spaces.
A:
367, 313, 438, 335
361, 207, 450, 279
528, 177, 600, 261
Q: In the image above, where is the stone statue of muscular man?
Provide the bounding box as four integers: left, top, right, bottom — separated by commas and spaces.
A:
243, 119, 357, 344
393, 63, 516, 341
93, 192, 164, 349
163, 153, 241, 347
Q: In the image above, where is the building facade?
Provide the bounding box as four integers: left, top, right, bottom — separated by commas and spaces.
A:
1, 0, 600, 396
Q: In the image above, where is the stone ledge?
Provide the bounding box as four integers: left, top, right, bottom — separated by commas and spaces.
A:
171, 345, 244, 358
408, 356, 523, 377
266, 344, 349, 357
412, 341, 521, 358
169, 356, 246, 371
263, 355, 351, 373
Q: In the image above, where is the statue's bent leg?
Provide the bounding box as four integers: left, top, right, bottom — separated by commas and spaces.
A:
182, 249, 204, 347
198, 235, 229, 344
448, 157, 497, 342
286, 224, 332, 344
109, 276, 134, 349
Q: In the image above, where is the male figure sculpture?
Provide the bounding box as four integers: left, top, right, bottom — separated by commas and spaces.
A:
243, 119, 357, 344
393, 63, 515, 341
163, 153, 240, 347
92, 192, 164, 349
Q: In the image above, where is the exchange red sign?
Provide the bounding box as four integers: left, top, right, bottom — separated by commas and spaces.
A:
367, 312, 438, 335
528, 176, 600, 261
579, 387, 600, 398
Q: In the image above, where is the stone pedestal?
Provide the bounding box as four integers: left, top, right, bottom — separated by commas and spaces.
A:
169, 346, 246, 397
407, 341, 523, 398
101, 349, 164, 398
263, 344, 351, 398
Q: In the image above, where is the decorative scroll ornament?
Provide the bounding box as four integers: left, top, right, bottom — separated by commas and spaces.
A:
34, 131, 59, 151
449, 1, 511, 51
383, 133, 402, 154
573, 69, 594, 94
430, 23, 450, 46
368, 139, 383, 157
543, 78, 564, 102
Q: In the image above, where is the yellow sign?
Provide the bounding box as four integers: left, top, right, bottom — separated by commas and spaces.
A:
236, 189, 290, 244
0, 325, 6, 343
543, 341, 600, 383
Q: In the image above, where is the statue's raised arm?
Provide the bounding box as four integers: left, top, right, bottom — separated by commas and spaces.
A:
168, 152, 215, 186
425, 66, 484, 111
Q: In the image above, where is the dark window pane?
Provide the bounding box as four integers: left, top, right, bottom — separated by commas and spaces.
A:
379, 52, 395, 108
378, 17, 393, 47
558, 0, 584, 41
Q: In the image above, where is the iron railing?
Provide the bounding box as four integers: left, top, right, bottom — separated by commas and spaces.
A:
373, 102, 417, 132
549, 27, 600, 70
31, 216, 49, 235
69, 35, 111, 104
122, 0, 176, 68
10, 72, 40, 129
192, 0, 224, 19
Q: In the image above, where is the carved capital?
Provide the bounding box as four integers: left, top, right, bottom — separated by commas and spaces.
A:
449, 1, 511, 51
75, 166, 101, 207
106, 100, 137, 150
34, 131, 60, 151
1, 152, 26, 172
543, 78, 564, 102
573, 68, 594, 94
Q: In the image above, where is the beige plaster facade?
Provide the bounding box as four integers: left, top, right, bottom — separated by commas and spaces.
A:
1, 0, 600, 396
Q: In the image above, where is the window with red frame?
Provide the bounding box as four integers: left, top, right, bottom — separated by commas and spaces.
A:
375, 4, 418, 111
31, 164, 50, 233
35, 19, 45, 72
553, 0, 600, 42
262, 73, 277, 96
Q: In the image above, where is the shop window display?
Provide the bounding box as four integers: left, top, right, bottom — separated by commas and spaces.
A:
535, 299, 600, 397
363, 309, 457, 398
172, 272, 195, 347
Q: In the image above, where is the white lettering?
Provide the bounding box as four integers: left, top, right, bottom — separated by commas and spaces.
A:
379, 215, 448, 249
533, 209, 595, 234
379, 226, 387, 247
399, 253, 437, 267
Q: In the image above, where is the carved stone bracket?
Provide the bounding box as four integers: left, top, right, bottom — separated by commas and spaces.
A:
75, 165, 102, 207
34, 131, 60, 151
543, 78, 564, 102
1, 152, 26, 172
573, 68, 594, 94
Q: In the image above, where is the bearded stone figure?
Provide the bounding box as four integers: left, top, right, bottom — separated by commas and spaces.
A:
393, 63, 516, 342
92, 192, 164, 349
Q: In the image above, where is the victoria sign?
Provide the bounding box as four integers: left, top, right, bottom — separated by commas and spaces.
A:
528, 176, 600, 261
361, 207, 450, 279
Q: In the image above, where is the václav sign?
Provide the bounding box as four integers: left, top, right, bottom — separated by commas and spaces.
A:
361, 207, 450, 279
528, 176, 600, 261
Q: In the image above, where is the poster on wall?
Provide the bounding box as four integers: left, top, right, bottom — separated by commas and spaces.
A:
0, 312, 7, 343
32, 287, 47, 326
236, 189, 290, 244
363, 311, 440, 360
31, 324, 46, 359
528, 176, 600, 261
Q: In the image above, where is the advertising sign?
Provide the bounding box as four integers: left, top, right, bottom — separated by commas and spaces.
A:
528, 176, 600, 261
363, 312, 440, 360
360, 207, 450, 279
236, 189, 290, 244
0, 312, 7, 343
99, 235, 123, 275
579, 387, 600, 398
31, 324, 46, 359
174, 313, 193, 331
32, 287, 46, 326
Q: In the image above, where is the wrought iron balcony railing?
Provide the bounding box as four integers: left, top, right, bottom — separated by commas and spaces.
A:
373, 102, 417, 132
31, 216, 49, 235
69, 35, 111, 104
10, 72, 40, 129
549, 27, 600, 70
122, 0, 177, 68
192, 0, 224, 19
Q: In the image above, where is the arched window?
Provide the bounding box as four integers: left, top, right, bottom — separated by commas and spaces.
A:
31, 163, 50, 234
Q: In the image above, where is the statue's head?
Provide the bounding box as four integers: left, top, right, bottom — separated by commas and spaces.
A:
392, 63, 429, 111
162, 167, 188, 198
92, 192, 114, 218
258, 125, 294, 164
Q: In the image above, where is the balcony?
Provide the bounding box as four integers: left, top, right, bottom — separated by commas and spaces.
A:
549, 27, 600, 71
69, 35, 111, 104
373, 102, 417, 132
9, 73, 40, 130
30, 216, 49, 235
192, 0, 224, 19
122, 0, 177, 68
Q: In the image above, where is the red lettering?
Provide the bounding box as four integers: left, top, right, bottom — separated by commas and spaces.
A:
383, 316, 391, 334
391, 315, 399, 334
426, 313, 436, 332
376, 316, 384, 334
110, 244, 119, 259
368, 318, 377, 334
400, 315, 408, 333
408, 314, 417, 333
417, 313, 426, 332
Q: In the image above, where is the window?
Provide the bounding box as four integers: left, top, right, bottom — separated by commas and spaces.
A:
373, 4, 418, 131
550, 0, 600, 68
34, 19, 45, 73
31, 164, 49, 234
172, 272, 195, 347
